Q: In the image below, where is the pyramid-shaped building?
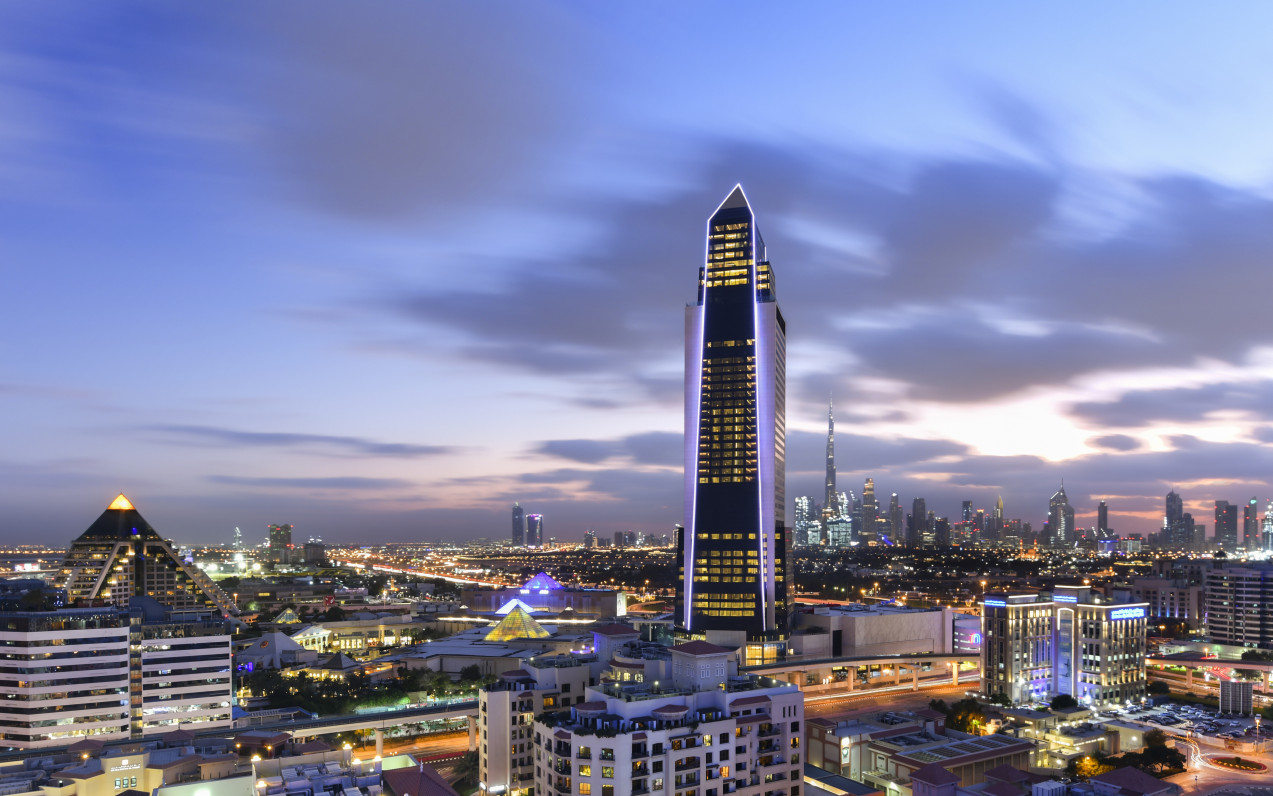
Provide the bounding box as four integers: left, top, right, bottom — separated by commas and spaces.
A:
58, 494, 238, 615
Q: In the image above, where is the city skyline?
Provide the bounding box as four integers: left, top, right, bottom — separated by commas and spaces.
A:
7, 5, 1273, 543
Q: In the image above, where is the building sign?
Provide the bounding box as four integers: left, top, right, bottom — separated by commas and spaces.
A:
1110, 607, 1145, 620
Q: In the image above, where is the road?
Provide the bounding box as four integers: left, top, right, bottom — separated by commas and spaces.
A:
804, 681, 972, 718
1174, 737, 1272, 794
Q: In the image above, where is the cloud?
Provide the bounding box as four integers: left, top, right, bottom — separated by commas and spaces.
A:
533, 431, 681, 467
1071, 381, 1273, 428
208, 475, 413, 490
147, 424, 454, 458
245, 3, 597, 222
1090, 434, 1142, 452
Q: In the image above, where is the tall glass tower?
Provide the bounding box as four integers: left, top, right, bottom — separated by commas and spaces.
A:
677, 185, 789, 660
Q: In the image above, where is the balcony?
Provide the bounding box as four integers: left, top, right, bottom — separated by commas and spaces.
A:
632, 745, 649, 759
578, 751, 592, 760
758, 726, 781, 738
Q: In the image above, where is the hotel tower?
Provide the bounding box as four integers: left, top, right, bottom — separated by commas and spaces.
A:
677, 185, 790, 663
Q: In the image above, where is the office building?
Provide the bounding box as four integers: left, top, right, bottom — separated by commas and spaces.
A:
1097, 500, 1108, 534
0, 599, 232, 749
1047, 484, 1075, 548
583, 530, 597, 549
1204, 563, 1273, 647
526, 514, 544, 547
981, 586, 1147, 706
1214, 501, 1237, 552
679, 186, 790, 661
513, 503, 525, 546
528, 641, 802, 796
58, 494, 236, 615
907, 498, 927, 547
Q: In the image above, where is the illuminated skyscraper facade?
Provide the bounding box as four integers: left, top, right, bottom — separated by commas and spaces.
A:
679, 185, 789, 658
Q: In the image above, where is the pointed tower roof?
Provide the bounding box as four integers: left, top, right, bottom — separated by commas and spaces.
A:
484, 606, 551, 642
717, 184, 750, 211
76, 493, 162, 542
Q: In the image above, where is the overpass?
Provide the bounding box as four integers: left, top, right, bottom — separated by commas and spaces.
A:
1147, 654, 1273, 697
743, 652, 981, 695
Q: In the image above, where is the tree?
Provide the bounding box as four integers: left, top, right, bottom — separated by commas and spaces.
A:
1241, 649, 1273, 662
1068, 755, 1114, 781
453, 751, 479, 789
945, 699, 988, 734
1143, 728, 1168, 748
1050, 694, 1079, 710
324, 605, 347, 621
459, 664, 483, 683
1147, 680, 1171, 695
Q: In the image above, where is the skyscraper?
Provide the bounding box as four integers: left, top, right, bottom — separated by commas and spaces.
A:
1097, 500, 1108, 534
824, 396, 836, 516
1244, 497, 1259, 550
526, 514, 543, 547
1048, 483, 1075, 547
908, 497, 927, 547
862, 478, 878, 528
512, 502, 525, 546
794, 495, 817, 547
679, 185, 789, 659
888, 492, 901, 543
268, 523, 293, 564
1264, 500, 1273, 552
1215, 501, 1237, 551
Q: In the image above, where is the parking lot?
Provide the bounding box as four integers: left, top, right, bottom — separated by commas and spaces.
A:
1097, 702, 1266, 744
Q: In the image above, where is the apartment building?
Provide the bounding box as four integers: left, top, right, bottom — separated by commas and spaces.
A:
527, 642, 803, 796
0, 599, 231, 749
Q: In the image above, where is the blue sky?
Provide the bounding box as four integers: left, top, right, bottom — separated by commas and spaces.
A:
5, 2, 1273, 545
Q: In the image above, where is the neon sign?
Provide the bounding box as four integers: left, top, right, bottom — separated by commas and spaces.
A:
1111, 607, 1145, 620
1054, 595, 1078, 603
983, 599, 1006, 607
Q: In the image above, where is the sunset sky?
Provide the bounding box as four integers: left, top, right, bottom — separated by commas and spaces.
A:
5, 2, 1273, 545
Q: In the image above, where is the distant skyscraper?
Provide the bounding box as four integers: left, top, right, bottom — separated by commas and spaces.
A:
1097, 501, 1108, 534
908, 497, 927, 547
1048, 483, 1075, 547
1166, 490, 1183, 530
526, 514, 543, 547
1215, 501, 1237, 551
961, 500, 974, 524
679, 185, 790, 657
1244, 498, 1259, 550
794, 495, 817, 547
862, 478, 878, 528
824, 396, 836, 515
583, 530, 597, 549
268, 523, 293, 563
512, 503, 525, 546
888, 492, 902, 543
1264, 500, 1273, 552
